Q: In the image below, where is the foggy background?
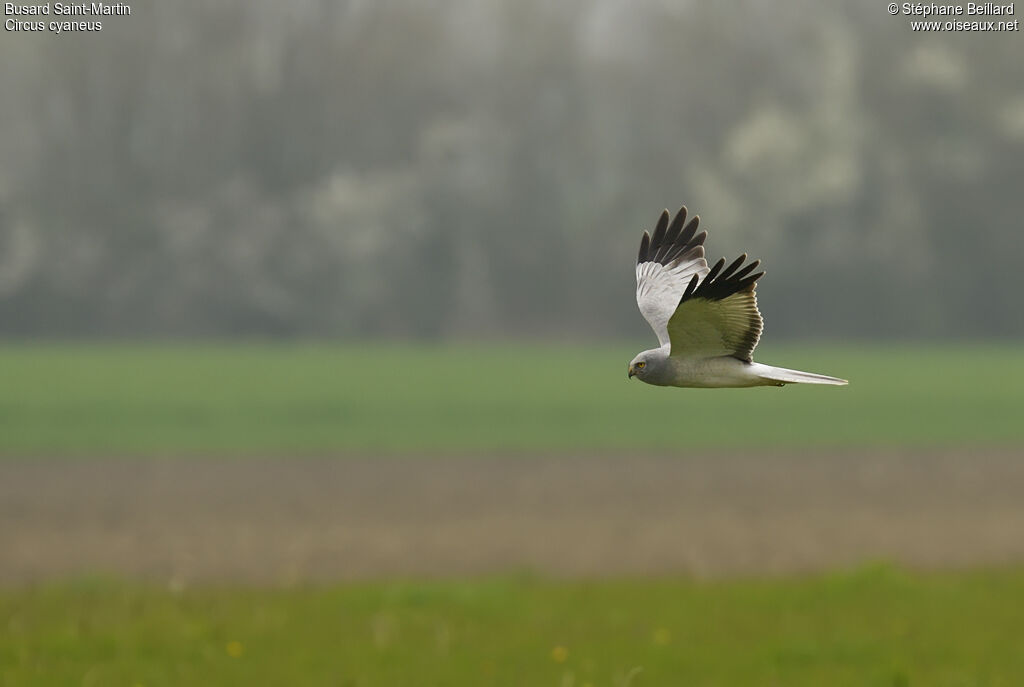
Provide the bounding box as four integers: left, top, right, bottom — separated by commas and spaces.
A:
1, 0, 1022, 341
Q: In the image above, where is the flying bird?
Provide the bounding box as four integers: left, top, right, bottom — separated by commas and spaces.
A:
628, 206, 847, 388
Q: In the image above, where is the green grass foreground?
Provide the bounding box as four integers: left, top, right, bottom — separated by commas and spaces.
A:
0, 343, 1021, 455
2, 567, 1022, 686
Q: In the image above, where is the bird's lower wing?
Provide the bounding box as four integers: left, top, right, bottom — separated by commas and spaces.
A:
667, 254, 765, 362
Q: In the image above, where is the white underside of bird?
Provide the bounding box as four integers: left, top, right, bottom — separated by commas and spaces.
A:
628, 206, 847, 388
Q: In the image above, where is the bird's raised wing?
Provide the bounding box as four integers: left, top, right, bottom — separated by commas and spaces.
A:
635, 207, 709, 347
666, 253, 765, 362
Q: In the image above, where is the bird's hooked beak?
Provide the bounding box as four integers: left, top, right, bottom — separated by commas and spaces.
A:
628, 364, 636, 379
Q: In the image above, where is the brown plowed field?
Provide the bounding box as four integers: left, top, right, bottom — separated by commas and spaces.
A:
2, 450, 1023, 584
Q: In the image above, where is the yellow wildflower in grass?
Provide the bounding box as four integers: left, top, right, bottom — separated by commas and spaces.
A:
226, 640, 244, 658
550, 645, 569, 663
652, 627, 671, 645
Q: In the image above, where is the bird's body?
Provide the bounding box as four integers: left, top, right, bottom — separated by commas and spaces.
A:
628, 206, 847, 388
629, 348, 779, 387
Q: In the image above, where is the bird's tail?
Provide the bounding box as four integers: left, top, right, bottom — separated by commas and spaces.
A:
749, 363, 848, 386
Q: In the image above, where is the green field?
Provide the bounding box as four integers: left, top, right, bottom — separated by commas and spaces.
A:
3, 346, 1023, 685
2, 567, 1022, 686
0, 343, 1021, 455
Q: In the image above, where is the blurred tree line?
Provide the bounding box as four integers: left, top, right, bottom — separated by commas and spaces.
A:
0, 0, 1021, 339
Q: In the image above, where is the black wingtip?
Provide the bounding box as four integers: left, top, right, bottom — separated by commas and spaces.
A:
732, 259, 761, 282
677, 215, 700, 247
637, 231, 651, 264
638, 205, 708, 268
719, 253, 747, 281
650, 211, 668, 249
681, 273, 700, 301
704, 257, 726, 284
737, 271, 765, 292
665, 206, 688, 244
682, 255, 765, 302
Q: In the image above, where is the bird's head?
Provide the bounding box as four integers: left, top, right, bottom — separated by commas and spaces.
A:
628, 353, 650, 380
628, 348, 669, 383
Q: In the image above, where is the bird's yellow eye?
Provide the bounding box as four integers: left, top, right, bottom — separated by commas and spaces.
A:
636, 361, 645, 369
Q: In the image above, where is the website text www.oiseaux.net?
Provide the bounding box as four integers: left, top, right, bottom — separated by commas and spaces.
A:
892, 3, 1020, 30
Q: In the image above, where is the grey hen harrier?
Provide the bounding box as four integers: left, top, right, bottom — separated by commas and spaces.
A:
628, 206, 847, 388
